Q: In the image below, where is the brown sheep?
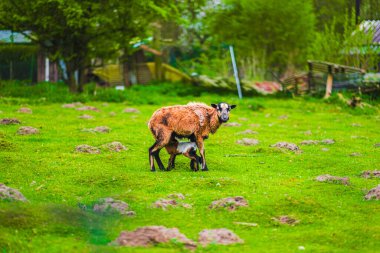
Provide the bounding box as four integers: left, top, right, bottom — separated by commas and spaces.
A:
148, 102, 236, 172
165, 139, 201, 171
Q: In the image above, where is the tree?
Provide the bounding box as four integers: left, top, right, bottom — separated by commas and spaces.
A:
0, 0, 173, 92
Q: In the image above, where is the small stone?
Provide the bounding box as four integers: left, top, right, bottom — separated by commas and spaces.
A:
17, 126, 39, 135
78, 114, 93, 119
93, 126, 111, 133
123, 108, 140, 113
300, 140, 319, 145
321, 148, 329, 152
365, 185, 380, 200
272, 215, 299, 225
0, 118, 21, 125
198, 228, 243, 246
298, 246, 305, 250
271, 142, 300, 151
93, 197, 134, 215
75, 144, 100, 154
361, 170, 380, 178
236, 138, 259, 146
209, 196, 248, 211
237, 129, 258, 135
111, 226, 196, 249
315, 174, 349, 185
181, 203, 193, 209
351, 123, 362, 127
223, 122, 241, 127
76, 106, 100, 112
321, 139, 335, 144
18, 107, 32, 114
0, 183, 28, 202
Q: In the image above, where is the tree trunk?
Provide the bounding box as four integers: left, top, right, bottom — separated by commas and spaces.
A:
65, 62, 77, 92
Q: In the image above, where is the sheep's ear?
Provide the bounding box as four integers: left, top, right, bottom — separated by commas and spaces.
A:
230, 105, 237, 109
211, 104, 218, 109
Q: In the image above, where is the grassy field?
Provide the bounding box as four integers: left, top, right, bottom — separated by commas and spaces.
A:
0, 85, 380, 252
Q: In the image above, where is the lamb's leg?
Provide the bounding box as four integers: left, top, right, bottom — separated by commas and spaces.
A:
184, 151, 199, 171
195, 136, 208, 171
149, 141, 158, 172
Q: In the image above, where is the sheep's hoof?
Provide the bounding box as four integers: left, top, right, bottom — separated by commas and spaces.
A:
151, 168, 156, 172
201, 165, 209, 171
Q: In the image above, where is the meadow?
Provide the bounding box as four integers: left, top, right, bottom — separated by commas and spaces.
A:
0, 83, 380, 252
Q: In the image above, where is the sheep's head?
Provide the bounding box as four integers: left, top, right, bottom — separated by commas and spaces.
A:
211, 102, 236, 123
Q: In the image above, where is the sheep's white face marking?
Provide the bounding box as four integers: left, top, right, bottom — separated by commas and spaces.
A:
211, 102, 236, 123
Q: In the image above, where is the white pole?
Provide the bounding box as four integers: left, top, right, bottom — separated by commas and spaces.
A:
45, 57, 49, 82
229, 45, 243, 99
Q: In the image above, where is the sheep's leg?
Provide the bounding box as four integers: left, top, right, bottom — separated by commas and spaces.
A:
167, 154, 176, 171
195, 136, 208, 171
149, 129, 172, 171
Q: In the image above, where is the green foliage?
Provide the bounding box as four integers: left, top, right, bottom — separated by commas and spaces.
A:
0, 45, 38, 63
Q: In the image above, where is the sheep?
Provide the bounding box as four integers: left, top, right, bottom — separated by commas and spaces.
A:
148, 102, 236, 172
164, 139, 202, 171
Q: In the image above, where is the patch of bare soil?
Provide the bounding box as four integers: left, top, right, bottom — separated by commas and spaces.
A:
82, 126, 111, 133
271, 142, 300, 151
18, 107, 32, 114
152, 199, 178, 211
362, 171, 380, 178
315, 174, 349, 185
76, 106, 100, 112
300, 140, 319, 145
93, 197, 135, 216
374, 143, 380, 148
167, 193, 185, 200
123, 108, 140, 113
111, 226, 197, 249
198, 228, 243, 246
272, 215, 299, 225
223, 122, 241, 127
236, 138, 259, 146
209, 196, 248, 211
321, 139, 335, 144
102, 142, 127, 152
364, 185, 380, 200
78, 114, 93, 119
0, 183, 28, 202
62, 102, 83, 108
0, 118, 21, 125
17, 126, 39, 135
237, 129, 258, 135
75, 144, 100, 154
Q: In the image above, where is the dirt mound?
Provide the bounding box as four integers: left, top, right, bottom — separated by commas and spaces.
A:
17, 126, 39, 135
78, 114, 93, 119
62, 102, 83, 108
272, 215, 299, 225
349, 152, 361, 157
123, 108, 140, 113
152, 199, 178, 210
237, 129, 258, 135
93, 198, 135, 216
209, 196, 248, 211
365, 185, 380, 200
300, 140, 319, 145
271, 142, 300, 151
75, 144, 100, 154
102, 142, 127, 152
111, 226, 196, 249
0, 118, 21, 125
315, 174, 349, 185
76, 106, 100, 112
18, 107, 32, 114
374, 143, 380, 148
236, 138, 259, 146
198, 228, 243, 246
82, 126, 111, 133
321, 139, 335, 144
0, 183, 28, 202
361, 170, 380, 178
223, 122, 241, 127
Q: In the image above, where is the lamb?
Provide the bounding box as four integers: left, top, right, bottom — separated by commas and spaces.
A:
148, 102, 236, 172
165, 139, 202, 171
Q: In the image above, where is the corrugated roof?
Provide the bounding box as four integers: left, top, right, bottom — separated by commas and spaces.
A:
0, 31, 31, 43
360, 20, 380, 43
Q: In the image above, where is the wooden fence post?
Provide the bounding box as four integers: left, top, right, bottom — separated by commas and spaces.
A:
324, 65, 333, 99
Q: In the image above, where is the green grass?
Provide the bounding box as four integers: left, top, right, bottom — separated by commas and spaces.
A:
0, 84, 380, 252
